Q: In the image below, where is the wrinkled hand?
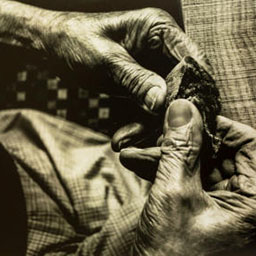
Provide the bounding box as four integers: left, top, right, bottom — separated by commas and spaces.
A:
130, 99, 256, 255
50, 8, 210, 113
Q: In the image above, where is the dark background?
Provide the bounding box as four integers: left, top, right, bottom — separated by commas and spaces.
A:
17, 0, 184, 25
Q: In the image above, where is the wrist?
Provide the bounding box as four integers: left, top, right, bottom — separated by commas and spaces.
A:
0, 0, 62, 52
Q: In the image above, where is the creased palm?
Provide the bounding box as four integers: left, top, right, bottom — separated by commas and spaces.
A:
126, 100, 256, 255
195, 116, 256, 255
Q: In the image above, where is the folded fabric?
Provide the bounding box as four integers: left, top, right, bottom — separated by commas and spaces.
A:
0, 109, 150, 255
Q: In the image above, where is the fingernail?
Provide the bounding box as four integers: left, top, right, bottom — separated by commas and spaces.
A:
145, 87, 165, 112
167, 100, 192, 128
118, 138, 130, 150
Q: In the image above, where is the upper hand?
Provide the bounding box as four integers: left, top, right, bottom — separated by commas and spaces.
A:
49, 8, 211, 113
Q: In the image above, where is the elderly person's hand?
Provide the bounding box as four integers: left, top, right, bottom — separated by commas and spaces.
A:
0, 1, 211, 113
122, 99, 256, 255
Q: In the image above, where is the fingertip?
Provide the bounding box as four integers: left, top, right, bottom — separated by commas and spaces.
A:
162, 99, 203, 148
144, 76, 167, 112
163, 99, 195, 134
119, 147, 159, 182
111, 137, 122, 152
111, 122, 145, 152
167, 100, 193, 128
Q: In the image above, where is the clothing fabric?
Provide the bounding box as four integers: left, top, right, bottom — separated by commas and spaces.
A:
0, 109, 149, 255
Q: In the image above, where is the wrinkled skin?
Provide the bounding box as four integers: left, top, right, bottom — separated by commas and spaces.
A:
120, 99, 256, 255
48, 8, 212, 112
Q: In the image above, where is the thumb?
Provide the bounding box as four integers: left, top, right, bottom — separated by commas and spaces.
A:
156, 99, 204, 189
105, 44, 166, 113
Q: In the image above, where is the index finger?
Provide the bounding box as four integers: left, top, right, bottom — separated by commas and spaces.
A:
216, 115, 256, 149
162, 26, 214, 75
216, 116, 256, 175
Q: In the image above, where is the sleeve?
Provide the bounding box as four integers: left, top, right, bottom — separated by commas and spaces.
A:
0, 109, 149, 256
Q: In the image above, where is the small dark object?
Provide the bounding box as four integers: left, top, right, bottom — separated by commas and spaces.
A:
165, 56, 221, 155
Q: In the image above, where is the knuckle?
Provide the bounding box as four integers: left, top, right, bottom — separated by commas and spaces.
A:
137, 8, 177, 49
126, 70, 148, 93
103, 53, 143, 94
123, 70, 154, 100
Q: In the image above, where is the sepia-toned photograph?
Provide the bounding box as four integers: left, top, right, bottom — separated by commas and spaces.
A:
0, 0, 255, 255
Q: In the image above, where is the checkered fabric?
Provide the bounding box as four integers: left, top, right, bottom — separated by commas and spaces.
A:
182, 0, 256, 128
0, 109, 149, 255
11, 66, 112, 135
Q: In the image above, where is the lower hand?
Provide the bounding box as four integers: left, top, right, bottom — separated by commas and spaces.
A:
130, 99, 256, 255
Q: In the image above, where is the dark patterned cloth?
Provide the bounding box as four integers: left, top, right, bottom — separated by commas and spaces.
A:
0, 60, 113, 135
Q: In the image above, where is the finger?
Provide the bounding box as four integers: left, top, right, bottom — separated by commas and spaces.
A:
209, 179, 229, 191
161, 27, 214, 75
105, 43, 167, 113
111, 112, 162, 152
156, 134, 163, 146
216, 116, 256, 175
221, 158, 236, 178
157, 99, 204, 191
120, 147, 161, 182
111, 122, 161, 152
137, 8, 212, 74
207, 168, 225, 188
216, 116, 256, 148
111, 122, 146, 152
